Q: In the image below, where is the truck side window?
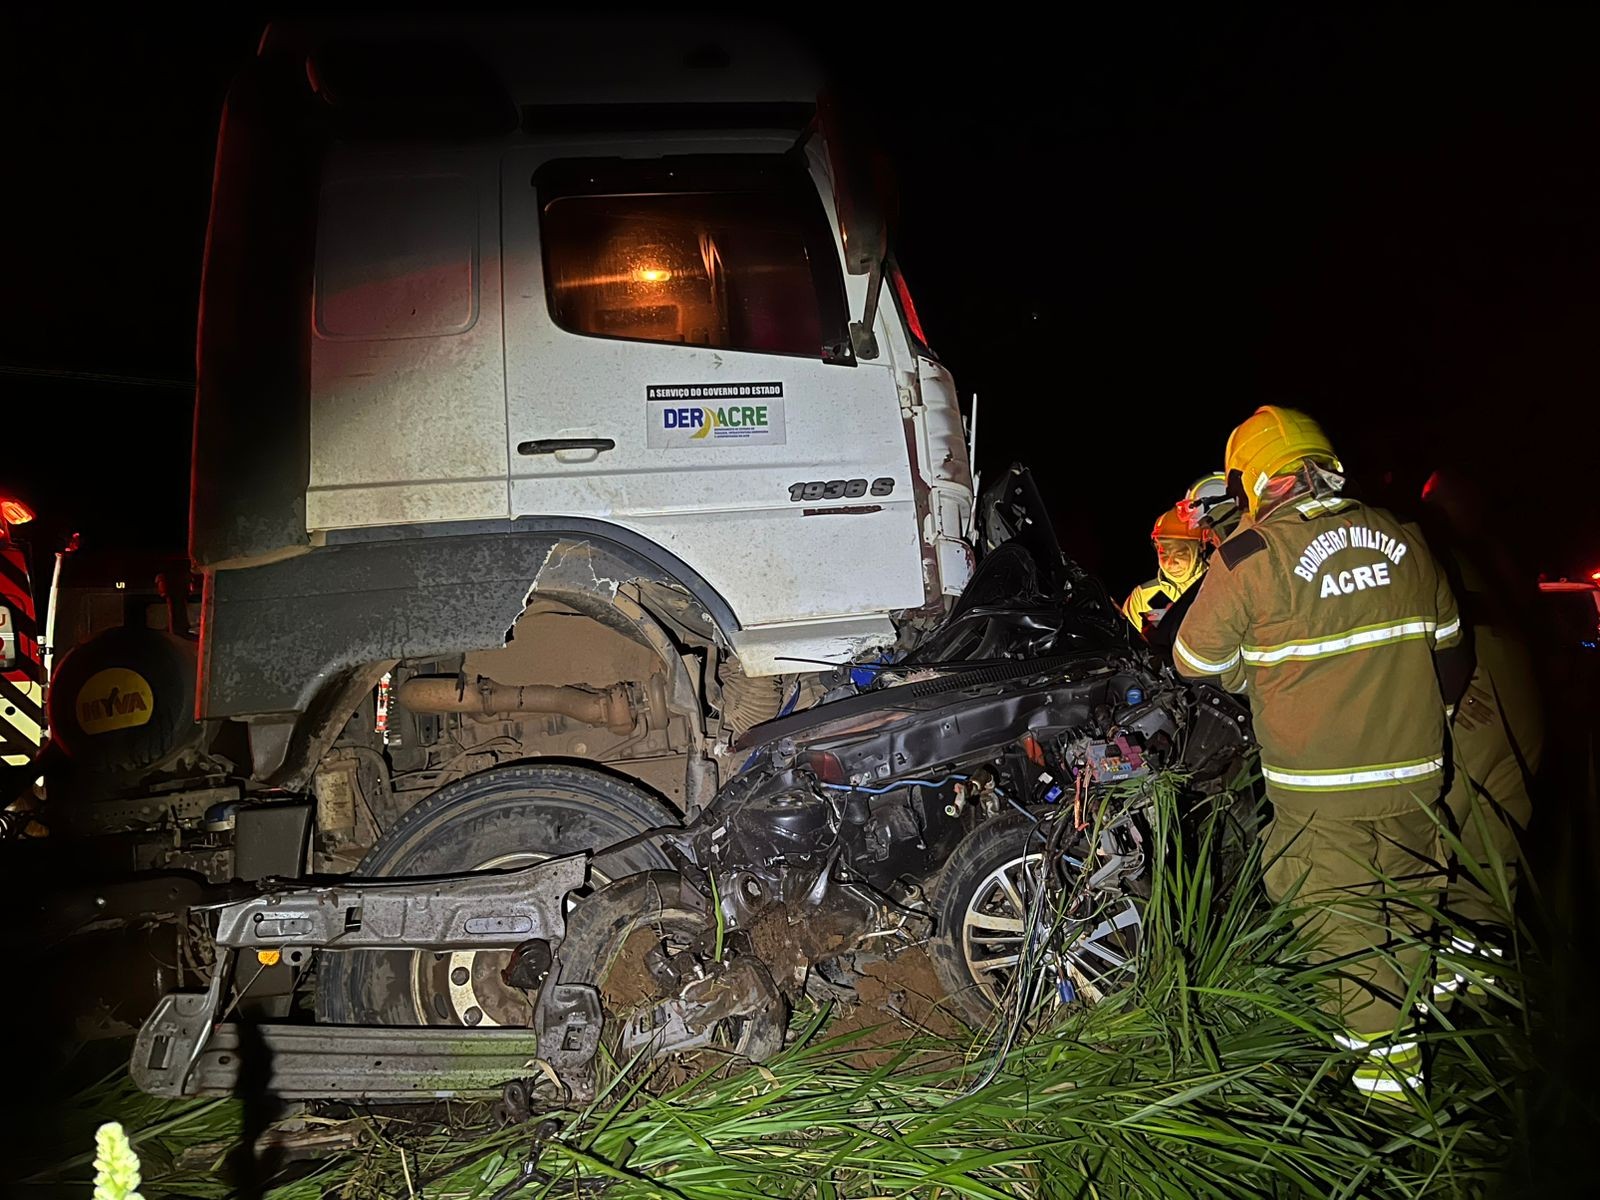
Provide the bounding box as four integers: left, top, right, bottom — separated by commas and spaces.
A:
537, 157, 849, 362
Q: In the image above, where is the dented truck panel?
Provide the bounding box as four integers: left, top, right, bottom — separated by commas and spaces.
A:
914, 357, 977, 596
198, 521, 738, 722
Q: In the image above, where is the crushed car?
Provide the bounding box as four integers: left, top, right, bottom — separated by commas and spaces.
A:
132, 468, 1255, 1106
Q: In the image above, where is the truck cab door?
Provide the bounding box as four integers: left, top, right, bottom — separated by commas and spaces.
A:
501, 147, 924, 667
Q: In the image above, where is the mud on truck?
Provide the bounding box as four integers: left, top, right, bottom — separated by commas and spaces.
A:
6, 21, 1254, 1103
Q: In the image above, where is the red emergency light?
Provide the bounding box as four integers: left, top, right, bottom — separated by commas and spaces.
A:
890, 265, 931, 351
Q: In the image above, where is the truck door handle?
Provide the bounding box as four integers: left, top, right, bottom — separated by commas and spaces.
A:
517, 437, 616, 456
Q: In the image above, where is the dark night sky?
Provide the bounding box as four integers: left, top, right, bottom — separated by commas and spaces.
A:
3, 9, 1598, 595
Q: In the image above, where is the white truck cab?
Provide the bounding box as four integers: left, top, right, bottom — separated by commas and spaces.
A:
56, 19, 974, 867
307, 123, 968, 672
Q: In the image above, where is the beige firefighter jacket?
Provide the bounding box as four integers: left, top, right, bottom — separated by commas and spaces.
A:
1174, 495, 1461, 816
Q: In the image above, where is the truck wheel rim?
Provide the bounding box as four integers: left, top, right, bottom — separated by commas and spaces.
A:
409, 851, 608, 1027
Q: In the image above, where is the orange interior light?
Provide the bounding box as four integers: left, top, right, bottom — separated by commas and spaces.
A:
0, 497, 36, 525
634, 266, 672, 283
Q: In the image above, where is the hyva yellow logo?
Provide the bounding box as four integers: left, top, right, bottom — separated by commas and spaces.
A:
77, 668, 154, 734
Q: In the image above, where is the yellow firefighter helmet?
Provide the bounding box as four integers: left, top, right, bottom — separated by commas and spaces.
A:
1223, 406, 1342, 514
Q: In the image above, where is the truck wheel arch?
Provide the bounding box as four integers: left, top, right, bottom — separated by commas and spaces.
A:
212, 521, 736, 787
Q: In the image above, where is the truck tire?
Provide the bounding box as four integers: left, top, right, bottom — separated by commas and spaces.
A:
316, 762, 677, 1026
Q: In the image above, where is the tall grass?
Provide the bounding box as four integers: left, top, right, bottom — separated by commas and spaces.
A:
18, 775, 1538, 1199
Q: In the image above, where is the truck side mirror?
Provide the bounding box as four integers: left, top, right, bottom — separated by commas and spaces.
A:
816, 93, 892, 359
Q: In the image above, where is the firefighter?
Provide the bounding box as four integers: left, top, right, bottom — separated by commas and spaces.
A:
1183, 471, 1242, 543
1122, 506, 1210, 653
1173, 407, 1470, 1100
1420, 469, 1544, 993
